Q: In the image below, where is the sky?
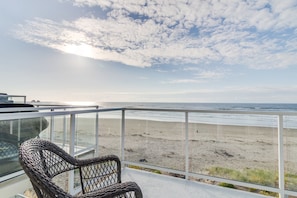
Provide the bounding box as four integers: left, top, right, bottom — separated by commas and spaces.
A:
1, 0, 297, 103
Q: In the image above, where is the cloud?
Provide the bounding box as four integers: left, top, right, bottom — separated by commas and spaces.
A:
92, 85, 297, 102
163, 79, 205, 84
13, 0, 297, 69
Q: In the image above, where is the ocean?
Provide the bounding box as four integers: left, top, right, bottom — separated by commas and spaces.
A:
99, 102, 297, 112
98, 102, 297, 129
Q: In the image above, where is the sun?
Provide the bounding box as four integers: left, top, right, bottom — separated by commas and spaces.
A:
63, 43, 95, 58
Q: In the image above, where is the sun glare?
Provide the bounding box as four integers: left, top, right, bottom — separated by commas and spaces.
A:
65, 101, 97, 106
63, 43, 95, 58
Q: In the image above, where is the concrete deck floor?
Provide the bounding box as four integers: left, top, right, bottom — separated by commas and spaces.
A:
122, 168, 271, 198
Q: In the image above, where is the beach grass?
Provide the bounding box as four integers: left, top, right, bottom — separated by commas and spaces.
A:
285, 173, 297, 191
127, 165, 162, 174
208, 167, 278, 187
208, 166, 279, 196
208, 166, 297, 196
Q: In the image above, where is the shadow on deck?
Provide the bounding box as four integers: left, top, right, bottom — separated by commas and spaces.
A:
122, 168, 272, 198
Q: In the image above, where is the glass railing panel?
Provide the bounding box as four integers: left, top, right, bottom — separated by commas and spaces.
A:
284, 115, 297, 192
39, 113, 98, 154
75, 113, 97, 151
98, 111, 122, 157
188, 113, 279, 188
0, 117, 48, 178
124, 110, 185, 172
39, 115, 69, 150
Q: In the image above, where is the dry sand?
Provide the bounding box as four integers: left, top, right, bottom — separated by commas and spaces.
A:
43, 117, 297, 176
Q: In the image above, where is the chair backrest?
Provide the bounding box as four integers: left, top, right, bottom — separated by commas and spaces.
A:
19, 138, 76, 198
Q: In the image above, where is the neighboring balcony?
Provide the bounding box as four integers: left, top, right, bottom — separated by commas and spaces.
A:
0, 105, 297, 198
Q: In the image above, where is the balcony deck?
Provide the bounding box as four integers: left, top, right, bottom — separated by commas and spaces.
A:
122, 168, 271, 198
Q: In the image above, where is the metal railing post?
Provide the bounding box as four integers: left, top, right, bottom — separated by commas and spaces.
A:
17, 119, 21, 143
50, 109, 55, 142
95, 106, 99, 156
62, 113, 67, 147
121, 109, 125, 164
68, 113, 76, 195
39, 117, 43, 138
185, 111, 189, 180
278, 115, 285, 198
10, 120, 13, 134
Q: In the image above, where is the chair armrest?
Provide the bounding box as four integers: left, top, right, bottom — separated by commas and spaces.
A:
77, 155, 121, 169
75, 182, 143, 198
77, 155, 122, 193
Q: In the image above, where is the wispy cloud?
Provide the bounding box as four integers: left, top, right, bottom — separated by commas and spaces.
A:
162, 79, 205, 84
184, 67, 228, 79
92, 85, 297, 102
13, 0, 297, 69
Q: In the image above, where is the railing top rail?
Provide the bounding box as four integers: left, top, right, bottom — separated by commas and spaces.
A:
124, 107, 297, 116
1, 106, 297, 121
0, 105, 100, 113
0, 95, 27, 98
0, 107, 124, 121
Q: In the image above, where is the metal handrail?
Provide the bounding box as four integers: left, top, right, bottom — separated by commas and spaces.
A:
0, 105, 100, 113
0, 107, 122, 120
1, 105, 297, 119
126, 107, 297, 116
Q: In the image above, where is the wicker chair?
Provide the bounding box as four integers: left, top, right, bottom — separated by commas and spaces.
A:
19, 139, 143, 198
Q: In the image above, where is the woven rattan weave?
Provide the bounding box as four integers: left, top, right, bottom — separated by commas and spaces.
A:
19, 139, 142, 198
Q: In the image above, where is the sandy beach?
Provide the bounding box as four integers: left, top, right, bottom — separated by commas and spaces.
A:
42, 117, 297, 177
